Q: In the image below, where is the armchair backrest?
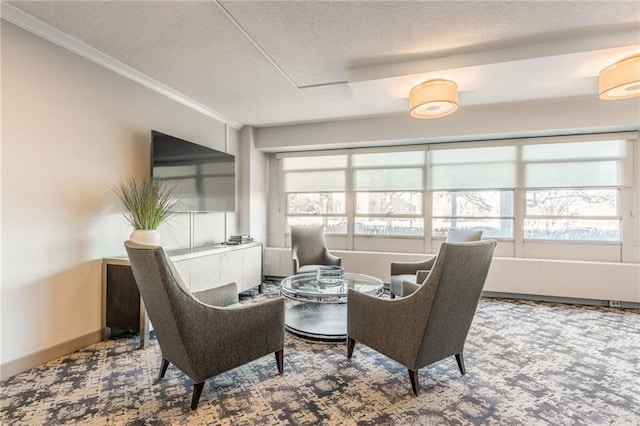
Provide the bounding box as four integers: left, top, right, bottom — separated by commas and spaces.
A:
124, 240, 197, 377
415, 240, 496, 367
446, 228, 483, 242
291, 225, 330, 269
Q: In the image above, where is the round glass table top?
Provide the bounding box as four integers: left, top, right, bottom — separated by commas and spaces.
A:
280, 272, 384, 302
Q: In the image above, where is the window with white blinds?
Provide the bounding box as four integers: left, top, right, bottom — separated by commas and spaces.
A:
432, 190, 515, 239
522, 140, 630, 189
429, 145, 517, 190
520, 139, 629, 241
277, 134, 636, 244
352, 151, 425, 235
282, 155, 347, 192
282, 154, 347, 233
429, 139, 631, 190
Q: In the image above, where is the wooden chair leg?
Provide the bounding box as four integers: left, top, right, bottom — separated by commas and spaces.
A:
408, 369, 419, 396
191, 382, 205, 410
275, 349, 284, 374
455, 353, 466, 375
158, 358, 169, 379
347, 336, 356, 359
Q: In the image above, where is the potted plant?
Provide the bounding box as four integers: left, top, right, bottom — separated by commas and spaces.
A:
112, 178, 181, 245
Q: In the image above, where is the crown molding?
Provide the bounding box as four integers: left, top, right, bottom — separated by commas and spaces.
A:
1, 3, 244, 130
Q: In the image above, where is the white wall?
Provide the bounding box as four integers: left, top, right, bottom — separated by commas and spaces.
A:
254, 96, 639, 153
238, 126, 268, 242
264, 247, 640, 304
0, 22, 239, 376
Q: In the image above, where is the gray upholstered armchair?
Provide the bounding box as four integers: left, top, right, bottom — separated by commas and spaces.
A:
348, 240, 497, 395
124, 241, 285, 410
291, 225, 341, 274
389, 229, 483, 298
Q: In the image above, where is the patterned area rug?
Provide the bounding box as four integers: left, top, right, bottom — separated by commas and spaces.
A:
1, 285, 639, 425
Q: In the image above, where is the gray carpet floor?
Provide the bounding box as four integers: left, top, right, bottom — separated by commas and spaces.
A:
1, 285, 639, 425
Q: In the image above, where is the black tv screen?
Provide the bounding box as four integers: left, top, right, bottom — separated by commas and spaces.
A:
151, 130, 235, 212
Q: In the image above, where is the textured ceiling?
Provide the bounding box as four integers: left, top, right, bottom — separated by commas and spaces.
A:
5, 1, 640, 127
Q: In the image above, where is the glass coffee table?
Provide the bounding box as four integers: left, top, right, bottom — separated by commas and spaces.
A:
280, 272, 384, 343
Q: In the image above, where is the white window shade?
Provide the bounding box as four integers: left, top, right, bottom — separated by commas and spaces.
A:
284, 171, 345, 192
282, 155, 347, 170
430, 139, 633, 190
525, 161, 621, 188
355, 168, 423, 190
429, 146, 517, 190
521, 140, 625, 161
352, 151, 425, 167
281, 154, 347, 192
522, 140, 631, 188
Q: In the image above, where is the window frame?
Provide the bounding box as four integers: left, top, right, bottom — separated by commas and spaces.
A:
523, 187, 622, 243
431, 189, 516, 240
285, 192, 348, 235
275, 133, 636, 257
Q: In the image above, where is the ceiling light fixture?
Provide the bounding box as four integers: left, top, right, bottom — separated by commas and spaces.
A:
409, 79, 458, 119
599, 53, 640, 100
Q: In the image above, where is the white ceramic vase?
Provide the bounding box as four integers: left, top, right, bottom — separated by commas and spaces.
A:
129, 229, 161, 246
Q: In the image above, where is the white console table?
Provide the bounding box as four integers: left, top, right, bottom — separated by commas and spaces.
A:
102, 242, 263, 348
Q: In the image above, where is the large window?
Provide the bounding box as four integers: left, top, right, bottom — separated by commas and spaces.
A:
277, 134, 635, 249
521, 139, 627, 242
429, 145, 516, 239
432, 190, 514, 239
524, 189, 620, 241
286, 193, 346, 234
356, 192, 423, 236
353, 151, 425, 236
282, 155, 347, 234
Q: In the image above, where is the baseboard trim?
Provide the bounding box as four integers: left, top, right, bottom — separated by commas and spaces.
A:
482, 291, 640, 309
1, 330, 103, 381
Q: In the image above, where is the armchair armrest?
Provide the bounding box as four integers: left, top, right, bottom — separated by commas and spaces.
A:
401, 280, 421, 297
210, 297, 285, 349
323, 250, 342, 266
186, 297, 286, 380
347, 289, 428, 368
292, 250, 300, 273
192, 282, 239, 307
221, 298, 286, 339
390, 256, 436, 276
415, 270, 431, 284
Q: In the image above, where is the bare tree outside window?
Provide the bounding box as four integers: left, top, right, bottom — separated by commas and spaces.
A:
432, 190, 514, 238
525, 189, 619, 241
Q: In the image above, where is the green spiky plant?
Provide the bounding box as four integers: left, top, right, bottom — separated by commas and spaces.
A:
112, 178, 181, 230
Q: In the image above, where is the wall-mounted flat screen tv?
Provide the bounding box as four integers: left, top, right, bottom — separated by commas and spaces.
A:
151, 130, 235, 212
